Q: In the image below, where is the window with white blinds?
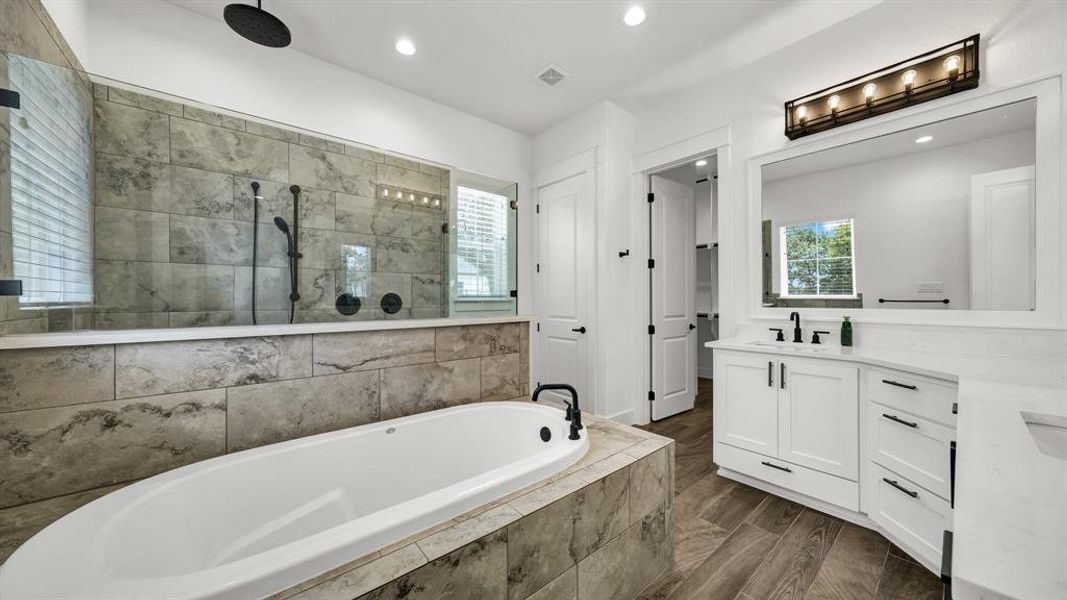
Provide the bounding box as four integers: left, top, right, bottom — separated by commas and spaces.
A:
456, 185, 509, 299
8, 54, 93, 306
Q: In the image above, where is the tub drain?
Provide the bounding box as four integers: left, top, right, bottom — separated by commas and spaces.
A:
539, 427, 552, 442
386, 427, 397, 434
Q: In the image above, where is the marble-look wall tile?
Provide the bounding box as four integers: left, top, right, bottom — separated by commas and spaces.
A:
576, 507, 669, 600
0, 0, 70, 67
377, 164, 440, 196
481, 354, 524, 401
234, 178, 336, 231
171, 117, 288, 181
376, 237, 440, 274
226, 371, 379, 452
183, 105, 245, 131
245, 120, 300, 143
169, 214, 252, 265
0, 389, 226, 508
169, 311, 241, 328
357, 530, 507, 600
94, 260, 173, 312
335, 194, 412, 238
0, 345, 114, 413
288, 545, 428, 600
296, 269, 336, 311
107, 87, 183, 117
419, 163, 449, 179
170, 264, 235, 312
313, 328, 435, 375
411, 207, 444, 240
93, 312, 171, 330
416, 504, 522, 561
411, 274, 442, 307
94, 206, 169, 262
95, 154, 235, 219
507, 469, 629, 600
0, 482, 126, 564
525, 567, 576, 600
379, 359, 481, 420
290, 145, 375, 197
94, 100, 170, 162
437, 323, 522, 361
298, 134, 345, 155
335, 271, 412, 312
628, 448, 668, 525
115, 335, 312, 398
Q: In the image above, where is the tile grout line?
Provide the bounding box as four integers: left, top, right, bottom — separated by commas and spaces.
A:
871, 543, 893, 598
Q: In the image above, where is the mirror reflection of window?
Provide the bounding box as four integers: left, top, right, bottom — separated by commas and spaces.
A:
780, 218, 855, 298
338, 243, 372, 298
456, 185, 510, 299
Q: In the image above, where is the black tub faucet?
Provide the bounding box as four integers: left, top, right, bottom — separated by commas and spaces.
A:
789, 312, 803, 343
531, 383, 583, 440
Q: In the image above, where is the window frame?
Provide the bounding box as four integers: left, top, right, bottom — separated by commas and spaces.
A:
454, 184, 513, 301
778, 216, 858, 299
449, 171, 517, 317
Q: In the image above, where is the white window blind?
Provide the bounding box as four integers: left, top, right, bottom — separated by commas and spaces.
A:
780, 218, 855, 297
8, 54, 93, 306
456, 185, 509, 299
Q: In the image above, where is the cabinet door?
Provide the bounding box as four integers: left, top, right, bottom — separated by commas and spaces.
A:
778, 358, 859, 480
713, 352, 779, 456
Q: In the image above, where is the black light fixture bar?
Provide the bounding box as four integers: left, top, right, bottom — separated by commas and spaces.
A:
784, 34, 980, 140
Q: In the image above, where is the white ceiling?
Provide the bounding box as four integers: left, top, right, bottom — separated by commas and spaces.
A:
166, 0, 879, 135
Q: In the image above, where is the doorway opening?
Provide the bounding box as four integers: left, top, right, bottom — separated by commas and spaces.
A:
647, 154, 719, 422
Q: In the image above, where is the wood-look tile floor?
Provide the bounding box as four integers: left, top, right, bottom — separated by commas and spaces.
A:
635, 378, 944, 600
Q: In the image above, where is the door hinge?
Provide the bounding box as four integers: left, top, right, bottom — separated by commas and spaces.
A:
536, 263, 540, 273
647, 258, 655, 269
648, 390, 656, 401
440, 222, 448, 234
509, 289, 517, 298
536, 204, 540, 214
0, 89, 20, 109
648, 324, 655, 335
536, 323, 540, 332
647, 192, 655, 203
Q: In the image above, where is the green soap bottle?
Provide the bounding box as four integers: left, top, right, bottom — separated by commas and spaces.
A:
841, 316, 853, 347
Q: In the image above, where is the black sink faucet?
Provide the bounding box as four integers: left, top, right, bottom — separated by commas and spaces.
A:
789, 311, 803, 343
531, 383, 583, 440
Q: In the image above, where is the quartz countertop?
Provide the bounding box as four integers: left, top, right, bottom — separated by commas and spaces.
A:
707, 337, 1067, 599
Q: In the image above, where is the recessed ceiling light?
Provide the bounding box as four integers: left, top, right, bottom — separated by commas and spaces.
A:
395, 38, 416, 56
624, 6, 646, 26
695, 159, 708, 167
915, 135, 933, 144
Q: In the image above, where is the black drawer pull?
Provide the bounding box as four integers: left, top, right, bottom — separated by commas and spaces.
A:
761, 461, 792, 473
882, 413, 918, 428
883, 477, 919, 498
882, 379, 917, 390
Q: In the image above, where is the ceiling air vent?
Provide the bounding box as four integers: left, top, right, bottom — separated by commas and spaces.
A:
537, 64, 568, 86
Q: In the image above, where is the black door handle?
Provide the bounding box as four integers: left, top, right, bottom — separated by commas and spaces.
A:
571, 326, 587, 334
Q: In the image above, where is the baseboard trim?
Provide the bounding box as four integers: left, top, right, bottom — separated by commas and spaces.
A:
697, 367, 715, 379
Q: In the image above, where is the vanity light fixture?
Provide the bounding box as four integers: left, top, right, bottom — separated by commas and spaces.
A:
784, 34, 979, 140
624, 6, 646, 26
915, 135, 933, 144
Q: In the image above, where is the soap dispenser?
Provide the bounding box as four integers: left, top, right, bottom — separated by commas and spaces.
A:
841, 316, 853, 347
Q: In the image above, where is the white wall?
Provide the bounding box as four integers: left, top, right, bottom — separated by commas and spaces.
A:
763, 128, 1036, 310
629, 0, 1067, 364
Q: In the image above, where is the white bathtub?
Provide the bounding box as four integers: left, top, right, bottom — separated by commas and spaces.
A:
0, 401, 587, 600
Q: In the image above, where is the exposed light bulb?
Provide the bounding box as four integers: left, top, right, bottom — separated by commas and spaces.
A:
395, 38, 416, 56
623, 6, 646, 26
862, 83, 877, 104
902, 69, 917, 90
915, 135, 933, 144
828, 94, 841, 112
695, 159, 708, 167
944, 55, 961, 79
796, 105, 808, 124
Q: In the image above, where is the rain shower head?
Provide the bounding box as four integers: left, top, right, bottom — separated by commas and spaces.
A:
224, 1, 291, 48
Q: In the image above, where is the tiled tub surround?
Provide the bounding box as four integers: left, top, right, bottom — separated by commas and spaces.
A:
0, 321, 528, 563
90, 83, 451, 329
267, 415, 674, 600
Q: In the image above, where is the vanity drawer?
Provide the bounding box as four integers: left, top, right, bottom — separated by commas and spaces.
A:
867, 462, 952, 569
714, 442, 859, 511
867, 368, 957, 427
867, 406, 956, 500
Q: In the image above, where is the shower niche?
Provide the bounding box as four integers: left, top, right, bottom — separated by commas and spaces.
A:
0, 50, 518, 334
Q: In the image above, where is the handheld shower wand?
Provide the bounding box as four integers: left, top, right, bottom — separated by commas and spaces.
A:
275, 185, 302, 324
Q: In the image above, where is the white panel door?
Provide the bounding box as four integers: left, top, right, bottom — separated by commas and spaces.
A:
713, 351, 779, 456
651, 175, 696, 420
778, 358, 859, 480
970, 165, 1036, 310
536, 172, 593, 406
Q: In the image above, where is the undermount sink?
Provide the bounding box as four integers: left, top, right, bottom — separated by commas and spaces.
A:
748, 342, 830, 353
1022, 411, 1067, 460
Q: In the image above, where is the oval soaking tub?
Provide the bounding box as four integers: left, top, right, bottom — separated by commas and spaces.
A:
0, 401, 588, 600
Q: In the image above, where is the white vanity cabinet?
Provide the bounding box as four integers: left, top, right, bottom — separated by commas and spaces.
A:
714, 350, 860, 510
711, 346, 960, 574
